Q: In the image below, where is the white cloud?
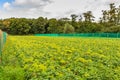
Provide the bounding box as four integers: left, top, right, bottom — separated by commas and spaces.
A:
0, 0, 120, 20
13, 0, 51, 8
1, 0, 52, 18
44, 0, 120, 20
3, 2, 11, 10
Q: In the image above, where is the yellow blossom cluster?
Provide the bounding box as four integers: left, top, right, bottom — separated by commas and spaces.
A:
2, 36, 120, 79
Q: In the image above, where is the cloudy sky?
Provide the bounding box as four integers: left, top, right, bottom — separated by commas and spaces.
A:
0, 0, 120, 21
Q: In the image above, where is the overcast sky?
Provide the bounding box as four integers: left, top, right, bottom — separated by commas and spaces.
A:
0, 0, 120, 21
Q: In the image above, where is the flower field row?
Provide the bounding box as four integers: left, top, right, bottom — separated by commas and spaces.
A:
1, 36, 120, 80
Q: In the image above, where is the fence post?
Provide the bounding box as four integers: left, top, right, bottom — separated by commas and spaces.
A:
0, 30, 2, 63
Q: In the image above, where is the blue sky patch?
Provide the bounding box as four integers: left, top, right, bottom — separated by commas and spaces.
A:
0, 0, 13, 8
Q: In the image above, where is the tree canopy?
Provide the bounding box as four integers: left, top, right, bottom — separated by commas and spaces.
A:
0, 3, 120, 35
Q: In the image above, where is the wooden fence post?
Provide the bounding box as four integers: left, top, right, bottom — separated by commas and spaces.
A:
0, 30, 2, 63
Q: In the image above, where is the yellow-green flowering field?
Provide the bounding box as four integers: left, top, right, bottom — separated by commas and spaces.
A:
1, 36, 120, 80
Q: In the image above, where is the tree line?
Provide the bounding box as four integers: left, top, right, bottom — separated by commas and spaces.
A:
0, 3, 120, 35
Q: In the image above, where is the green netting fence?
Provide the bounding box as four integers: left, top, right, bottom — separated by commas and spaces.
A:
0, 31, 7, 62
35, 33, 120, 38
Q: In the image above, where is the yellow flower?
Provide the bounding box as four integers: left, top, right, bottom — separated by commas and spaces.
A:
84, 73, 90, 77
60, 59, 66, 64
65, 50, 72, 53
39, 64, 47, 71
77, 57, 87, 63
56, 72, 63, 77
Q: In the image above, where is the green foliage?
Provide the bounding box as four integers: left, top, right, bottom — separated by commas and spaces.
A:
0, 66, 25, 80
104, 25, 120, 32
83, 11, 95, 22
100, 3, 120, 26
63, 23, 75, 33
2, 36, 120, 80
9, 18, 31, 35
77, 22, 103, 33
30, 17, 47, 34
47, 18, 59, 33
